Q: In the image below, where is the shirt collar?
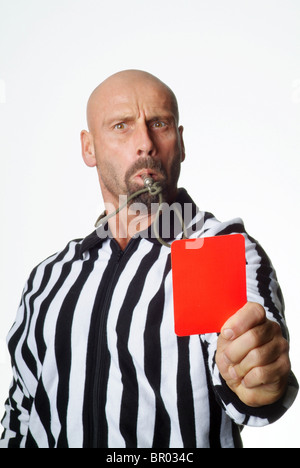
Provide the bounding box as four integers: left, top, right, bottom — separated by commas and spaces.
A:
79, 188, 198, 255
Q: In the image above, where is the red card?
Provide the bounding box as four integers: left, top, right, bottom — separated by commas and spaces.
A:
171, 234, 247, 336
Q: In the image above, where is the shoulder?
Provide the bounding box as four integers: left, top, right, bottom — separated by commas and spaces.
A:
201, 213, 246, 237
27, 237, 86, 283
178, 189, 247, 239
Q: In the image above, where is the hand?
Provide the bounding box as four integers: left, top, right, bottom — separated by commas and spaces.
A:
216, 302, 291, 407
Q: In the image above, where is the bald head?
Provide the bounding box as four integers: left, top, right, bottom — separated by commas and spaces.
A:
86, 69, 179, 133
81, 68, 185, 214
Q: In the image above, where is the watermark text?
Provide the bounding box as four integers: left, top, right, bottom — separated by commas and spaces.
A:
96, 198, 205, 248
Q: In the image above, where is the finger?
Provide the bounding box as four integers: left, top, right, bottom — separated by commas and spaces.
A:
232, 336, 289, 380
223, 320, 280, 365
241, 354, 291, 389
221, 302, 266, 341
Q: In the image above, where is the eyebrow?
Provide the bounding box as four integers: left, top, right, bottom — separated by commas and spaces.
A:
104, 112, 176, 127
148, 113, 175, 122
105, 115, 133, 125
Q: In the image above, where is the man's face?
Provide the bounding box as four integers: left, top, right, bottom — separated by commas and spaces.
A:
87, 75, 185, 207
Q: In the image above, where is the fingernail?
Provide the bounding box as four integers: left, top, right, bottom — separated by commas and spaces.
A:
222, 328, 234, 340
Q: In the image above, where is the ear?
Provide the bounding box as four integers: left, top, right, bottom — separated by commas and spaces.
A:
80, 130, 97, 167
179, 126, 186, 162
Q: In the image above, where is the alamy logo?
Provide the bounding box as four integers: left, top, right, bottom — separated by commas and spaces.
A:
96, 198, 204, 246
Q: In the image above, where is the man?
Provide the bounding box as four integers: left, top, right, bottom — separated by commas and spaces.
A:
0, 70, 298, 448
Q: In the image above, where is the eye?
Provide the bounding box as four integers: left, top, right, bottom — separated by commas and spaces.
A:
114, 122, 127, 130
151, 121, 166, 129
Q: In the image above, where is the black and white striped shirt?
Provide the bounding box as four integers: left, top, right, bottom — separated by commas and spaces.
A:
0, 189, 298, 448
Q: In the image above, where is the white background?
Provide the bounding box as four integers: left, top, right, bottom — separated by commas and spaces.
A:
0, 0, 299, 448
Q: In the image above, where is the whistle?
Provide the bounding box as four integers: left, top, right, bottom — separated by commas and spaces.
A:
142, 175, 154, 188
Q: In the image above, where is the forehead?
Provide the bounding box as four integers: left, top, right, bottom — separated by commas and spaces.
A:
95, 79, 176, 124
114, 89, 172, 115
112, 82, 171, 103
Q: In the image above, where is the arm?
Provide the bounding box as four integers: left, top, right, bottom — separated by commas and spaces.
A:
0, 370, 33, 448
0, 259, 46, 448
201, 219, 298, 426
0, 297, 33, 448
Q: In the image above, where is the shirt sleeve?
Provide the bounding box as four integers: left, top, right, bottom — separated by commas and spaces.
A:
0, 371, 33, 448
0, 263, 42, 448
0, 247, 62, 448
200, 218, 299, 427
0, 293, 33, 448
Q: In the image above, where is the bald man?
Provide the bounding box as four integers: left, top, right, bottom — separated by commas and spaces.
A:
0, 70, 298, 449
81, 70, 185, 248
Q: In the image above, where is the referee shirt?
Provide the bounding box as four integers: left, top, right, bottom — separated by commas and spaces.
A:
0, 189, 298, 448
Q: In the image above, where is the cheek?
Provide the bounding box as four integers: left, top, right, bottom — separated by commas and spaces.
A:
95, 137, 134, 169
161, 138, 182, 168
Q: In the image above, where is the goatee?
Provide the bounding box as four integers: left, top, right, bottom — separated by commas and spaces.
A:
124, 157, 168, 209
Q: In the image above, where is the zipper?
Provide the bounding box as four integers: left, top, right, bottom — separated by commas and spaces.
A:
91, 239, 136, 447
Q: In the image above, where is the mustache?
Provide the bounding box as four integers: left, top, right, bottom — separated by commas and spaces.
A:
124, 157, 167, 182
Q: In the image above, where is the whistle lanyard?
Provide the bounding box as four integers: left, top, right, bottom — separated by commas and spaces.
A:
94, 176, 187, 248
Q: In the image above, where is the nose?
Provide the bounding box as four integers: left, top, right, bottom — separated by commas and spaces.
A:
135, 122, 157, 158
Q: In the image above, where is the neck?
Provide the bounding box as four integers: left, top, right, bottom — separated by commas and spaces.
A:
108, 206, 156, 250
100, 185, 179, 250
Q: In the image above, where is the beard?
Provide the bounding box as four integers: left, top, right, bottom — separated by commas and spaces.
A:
98, 152, 182, 213
124, 156, 181, 210
124, 157, 166, 208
